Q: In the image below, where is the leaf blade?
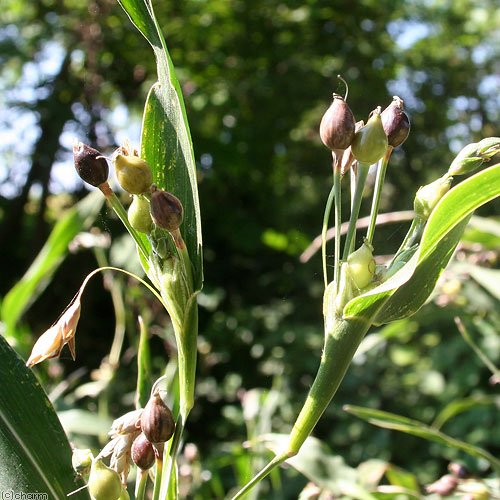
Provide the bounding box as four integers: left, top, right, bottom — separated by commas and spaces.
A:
0, 335, 89, 498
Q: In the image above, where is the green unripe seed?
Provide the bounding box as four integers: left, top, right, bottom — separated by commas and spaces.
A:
351, 108, 388, 164
414, 176, 452, 219
347, 242, 375, 289
88, 459, 122, 500
114, 154, 153, 194
118, 488, 130, 500
72, 448, 93, 474
128, 196, 153, 234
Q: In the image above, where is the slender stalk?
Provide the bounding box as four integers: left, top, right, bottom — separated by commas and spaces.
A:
100, 184, 150, 259
366, 147, 393, 245
229, 453, 290, 500
342, 162, 370, 259
455, 317, 500, 380
333, 160, 342, 291
135, 469, 148, 500
321, 185, 336, 288
152, 455, 163, 500
230, 316, 373, 499
160, 415, 186, 499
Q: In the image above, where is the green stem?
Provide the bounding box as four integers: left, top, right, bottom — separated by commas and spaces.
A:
152, 455, 163, 500
455, 317, 500, 381
104, 188, 150, 259
321, 185, 335, 288
229, 453, 290, 500
366, 148, 392, 245
160, 415, 186, 499
230, 316, 373, 499
342, 162, 370, 259
135, 469, 148, 500
333, 164, 342, 291
287, 316, 371, 454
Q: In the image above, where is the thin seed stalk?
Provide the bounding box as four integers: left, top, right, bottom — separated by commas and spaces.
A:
333, 162, 342, 291
342, 162, 370, 259
102, 187, 150, 258
366, 147, 392, 245
230, 315, 373, 499
321, 185, 336, 288
287, 315, 371, 453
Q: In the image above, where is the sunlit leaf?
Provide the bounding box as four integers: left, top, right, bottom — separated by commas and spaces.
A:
0, 335, 89, 498
344, 405, 500, 474
344, 162, 500, 324
1, 191, 104, 341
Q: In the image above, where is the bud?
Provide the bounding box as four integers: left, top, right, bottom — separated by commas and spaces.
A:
319, 94, 356, 152
347, 242, 375, 289
114, 154, 153, 194
26, 294, 82, 367
141, 391, 175, 444
448, 462, 470, 479
131, 433, 155, 470
149, 186, 184, 232
351, 107, 388, 164
448, 137, 500, 176
72, 448, 93, 475
118, 489, 130, 500
128, 196, 153, 234
414, 176, 452, 219
425, 474, 458, 495
73, 142, 109, 187
381, 96, 410, 148
88, 459, 123, 500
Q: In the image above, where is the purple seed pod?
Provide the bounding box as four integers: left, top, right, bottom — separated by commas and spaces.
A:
149, 186, 184, 232
319, 93, 356, 153
73, 142, 109, 187
131, 433, 155, 470
381, 96, 410, 148
140, 392, 175, 444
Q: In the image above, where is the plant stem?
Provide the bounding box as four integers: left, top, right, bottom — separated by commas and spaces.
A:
230, 316, 373, 499
135, 469, 148, 500
152, 455, 163, 500
455, 317, 500, 381
366, 148, 392, 245
333, 161, 342, 291
287, 316, 371, 454
342, 162, 370, 259
321, 185, 336, 288
229, 453, 290, 500
100, 184, 150, 259
160, 415, 186, 499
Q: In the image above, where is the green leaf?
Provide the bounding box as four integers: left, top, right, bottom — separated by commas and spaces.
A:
432, 395, 500, 430
1, 191, 104, 340
117, 0, 203, 290
116, 0, 160, 45
344, 405, 500, 474
0, 335, 89, 498
344, 162, 500, 323
263, 433, 378, 500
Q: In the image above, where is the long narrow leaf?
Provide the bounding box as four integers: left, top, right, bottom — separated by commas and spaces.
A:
1, 191, 104, 340
344, 405, 500, 474
0, 335, 89, 498
344, 162, 500, 323
117, 0, 203, 290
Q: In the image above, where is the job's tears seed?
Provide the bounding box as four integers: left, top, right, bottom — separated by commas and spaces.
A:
73, 142, 109, 187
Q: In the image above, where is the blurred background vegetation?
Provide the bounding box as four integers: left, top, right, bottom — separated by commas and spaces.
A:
1, 0, 500, 498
